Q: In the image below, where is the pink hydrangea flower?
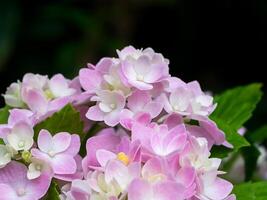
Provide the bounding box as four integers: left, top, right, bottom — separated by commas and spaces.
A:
179, 136, 221, 173
82, 128, 122, 173
131, 122, 187, 158
4, 73, 78, 118
3, 81, 24, 108
195, 170, 234, 200
31, 129, 80, 176
86, 90, 126, 126
120, 90, 164, 128
163, 81, 216, 118
128, 157, 196, 200
79, 57, 130, 96
0, 161, 51, 200
118, 46, 170, 90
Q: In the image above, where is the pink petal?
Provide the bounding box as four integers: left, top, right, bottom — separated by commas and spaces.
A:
105, 160, 129, 188
86, 105, 104, 121
85, 130, 121, 167
104, 110, 121, 127
144, 64, 167, 83
21, 87, 48, 114
49, 74, 75, 97
12, 121, 34, 138
142, 157, 163, 179
128, 179, 153, 200
144, 102, 163, 118
96, 149, 116, 167
127, 90, 150, 112
204, 177, 233, 200
38, 129, 53, 153
176, 167, 196, 188
52, 132, 72, 154
95, 57, 114, 73
79, 68, 102, 92
63, 134, 81, 156
0, 184, 17, 199
121, 60, 137, 81
153, 181, 186, 200
164, 113, 183, 129
128, 79, 153, 90
52, 154, 77, 175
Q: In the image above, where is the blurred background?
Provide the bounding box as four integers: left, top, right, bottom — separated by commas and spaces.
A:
0, 0, 266, 129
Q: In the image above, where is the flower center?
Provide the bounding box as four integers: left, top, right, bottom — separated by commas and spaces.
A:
44, 89, 54, 100
18, 141, 25, 148
35, 164, 42, 171
48, 150, 55, 157
117, 152, 129, 165
17, 188, 26, 196
109, 103, 116, 109
173, 105, 180, 111
136, 74, 144, 81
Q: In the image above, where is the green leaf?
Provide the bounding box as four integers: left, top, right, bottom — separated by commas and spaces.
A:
34, 104, 84, 138
211, 83, 263, 130
233, 181, 267, 200
45, 181, 60, 200
211, 118, 250, 158
247, 125, 267, 143
0, 106, 10, 124
210, 83, 262, 157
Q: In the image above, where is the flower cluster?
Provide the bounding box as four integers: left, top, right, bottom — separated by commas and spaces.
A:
0, 46, 235, 200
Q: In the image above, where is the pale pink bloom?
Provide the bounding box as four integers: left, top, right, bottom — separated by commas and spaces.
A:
120, 112, 152, 130
60, 179, 91, 200
27, 158, 53, 180
3, 81, 25, 108
82, 128, 122, 173
79, 57, 130, 96
179, 136, 221, 173
118, 46, 169, 90
31, 130, 80, 176
128, 158, 195, 200
54, 155, 84, 182
87, 170, 121, 199
0, 161, 51, 200
120, 90, 163, 127
131, 122, 187, 157
128, 179, 186, 200
95, 138, 141, 191
195, 170, 234, 200
3, 73, 77, 116
163, 81, 216, 117
0, 109, 34, 142
49, 74, 76, 98
86, 91, 126, 126
187, 119, 226, 149
6, 122, 34, 151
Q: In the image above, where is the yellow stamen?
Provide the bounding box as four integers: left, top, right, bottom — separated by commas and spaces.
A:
117, 152, 129, 165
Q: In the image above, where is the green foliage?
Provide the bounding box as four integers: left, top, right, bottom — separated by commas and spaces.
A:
45, 181, 60, 200
34, 104, 84, 138
233, 181, 267, 200
211, 83, 263, 130
210, 84, 263, 157
0, 106, 10, 124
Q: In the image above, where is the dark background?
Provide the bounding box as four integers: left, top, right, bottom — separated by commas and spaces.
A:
0, 0, 266, 129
